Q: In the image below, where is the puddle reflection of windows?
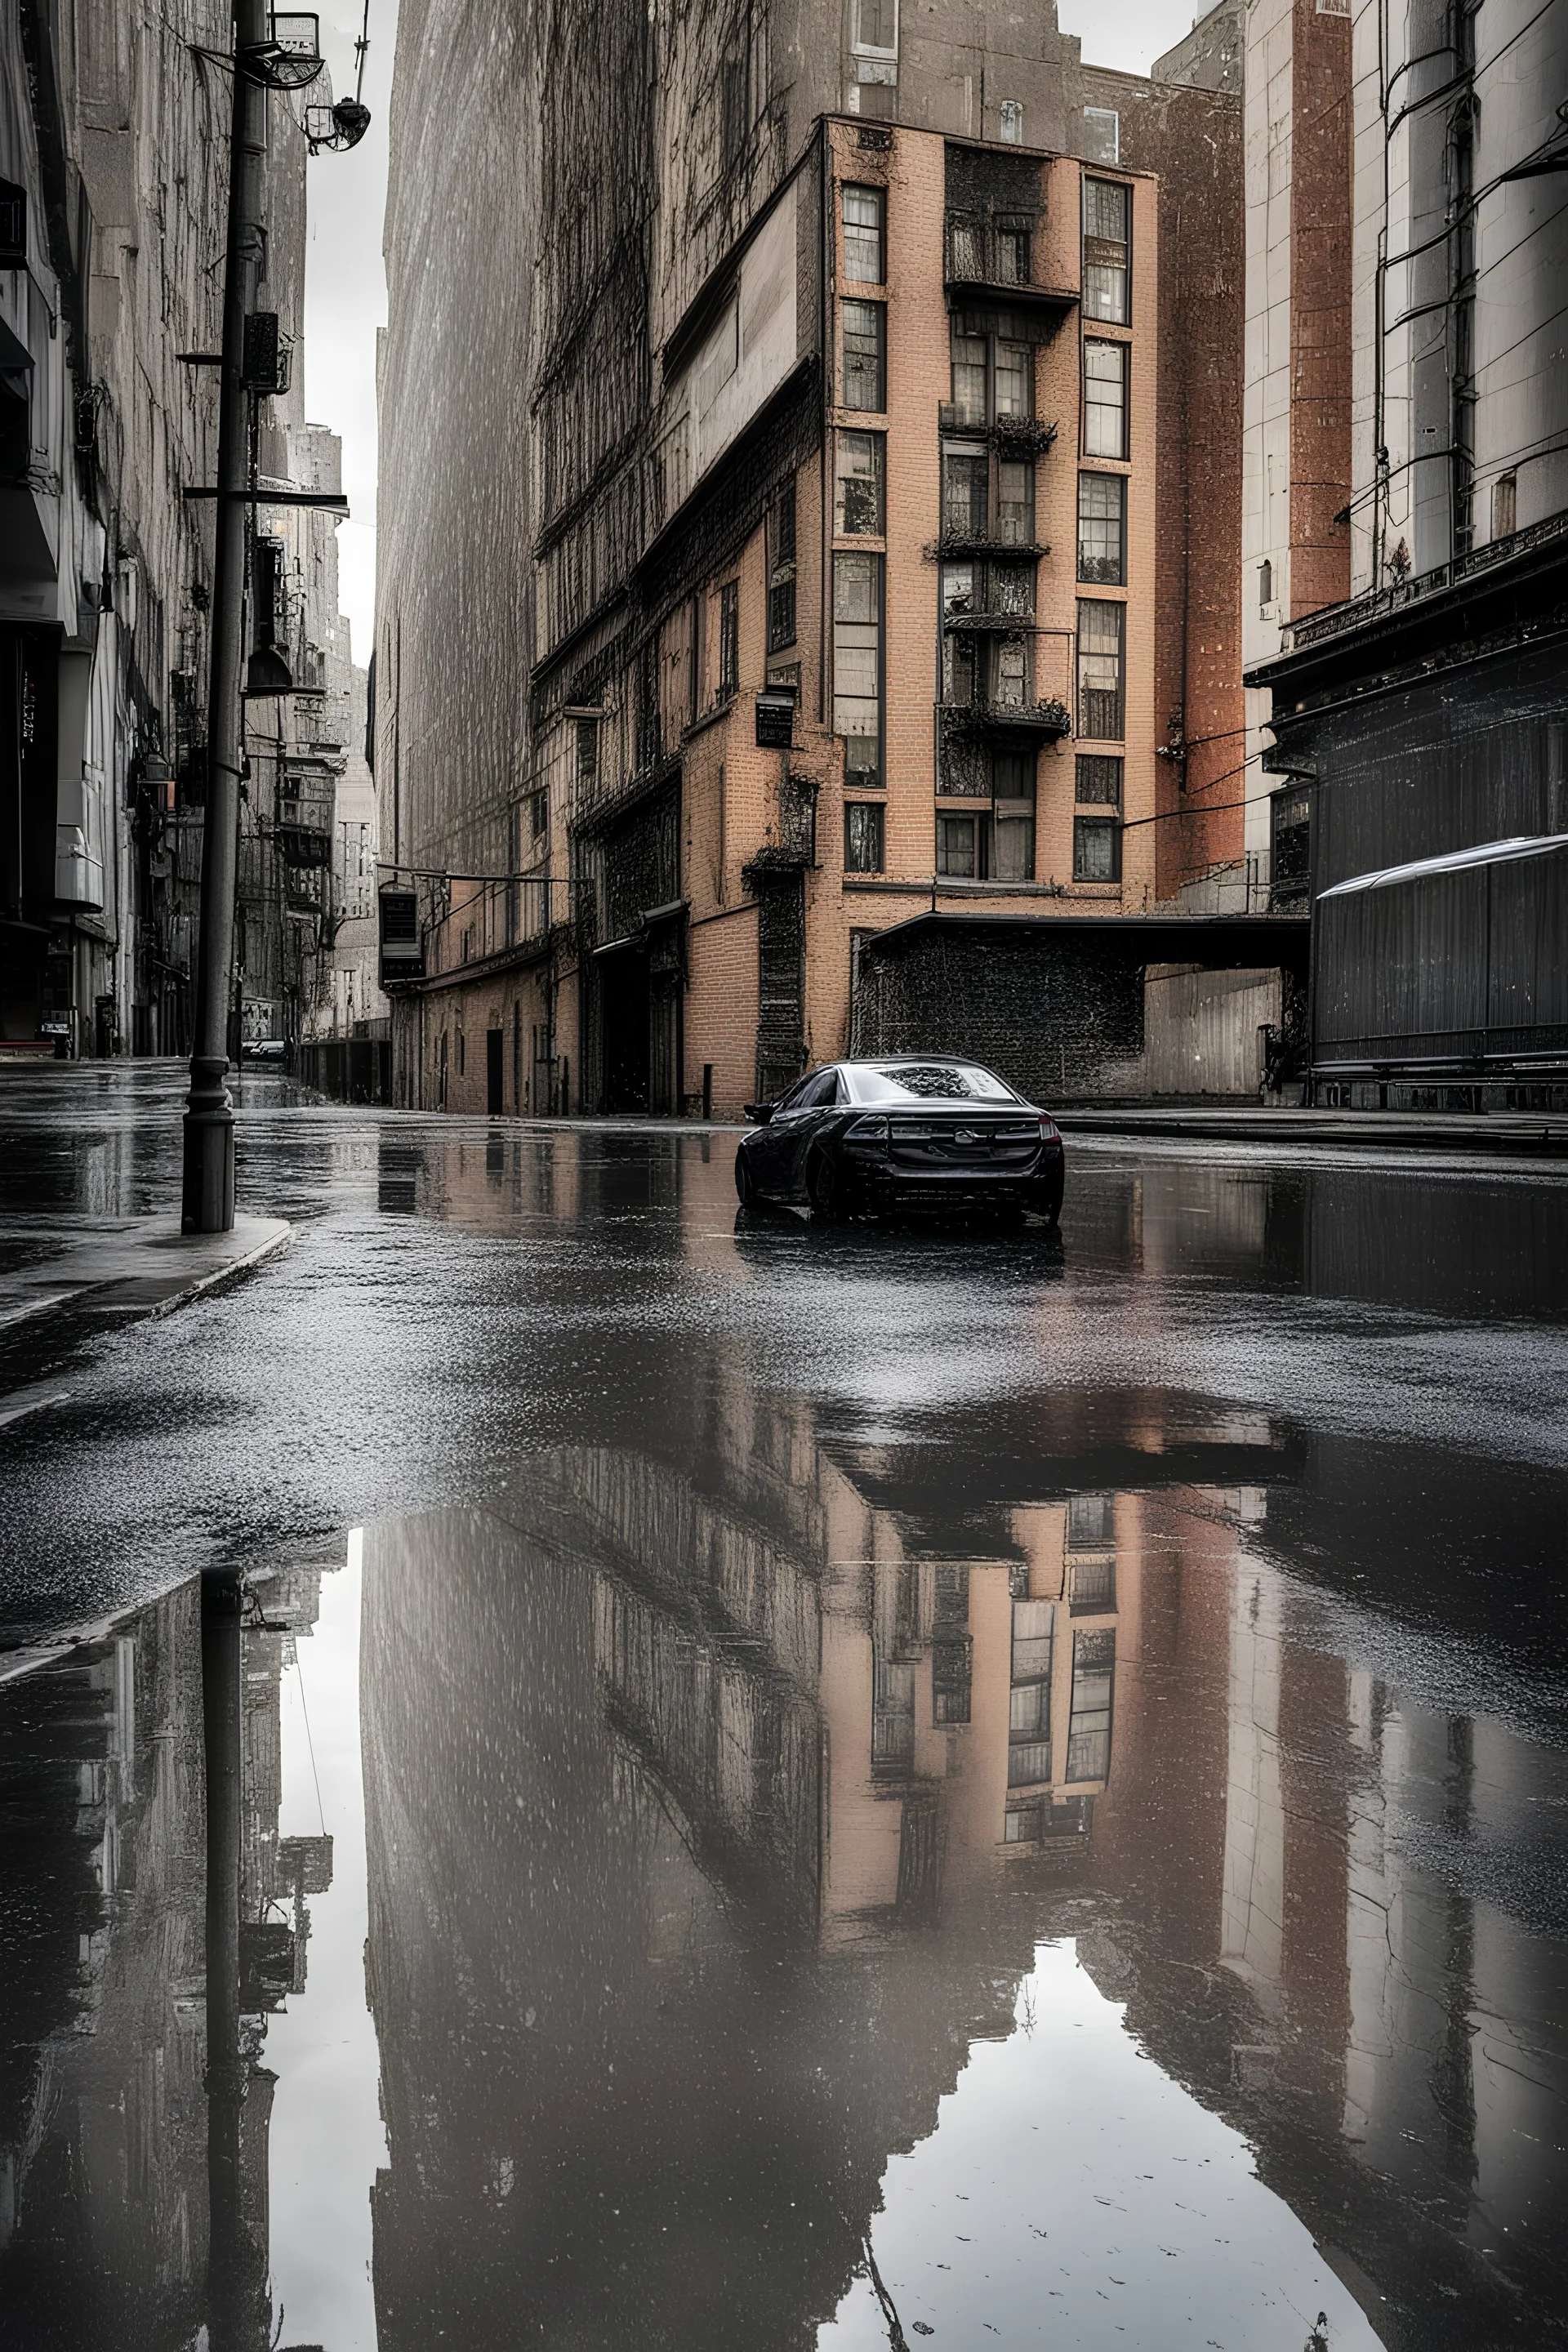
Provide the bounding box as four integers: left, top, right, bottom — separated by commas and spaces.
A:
1066, 1628, 1115, 1783
872, 1648, 917, 1776
1009, 1597, 1054, 1788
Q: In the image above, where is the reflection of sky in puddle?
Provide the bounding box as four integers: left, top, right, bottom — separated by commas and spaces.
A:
819, 1942, 1383, 2351
266, 1534, 385, 2352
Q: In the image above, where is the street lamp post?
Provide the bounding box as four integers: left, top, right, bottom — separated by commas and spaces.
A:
182, 0, 270, 1235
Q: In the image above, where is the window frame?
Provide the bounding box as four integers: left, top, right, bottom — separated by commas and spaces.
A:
1081, 176, 1131, 324
1074, 752, 1123, 808
1082, 337, 1129, 461
833, 550, 885, 791
767, 485, 797, 653
1073, 813, 1123, 883
844, 800, 886, 873
841, 298, 888, 412
842, 184, 887, 286
717, 578, 741, 699
1076, 596, 1125, 741
835, 429, 886, 536
1076, 470, 1126, 586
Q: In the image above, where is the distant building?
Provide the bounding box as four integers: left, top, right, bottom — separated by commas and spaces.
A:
1247, 0, 1568, 1105
376, 0, 1257, 1116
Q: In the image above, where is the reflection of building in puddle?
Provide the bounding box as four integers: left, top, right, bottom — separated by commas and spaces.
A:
0, 1565, 329, 2343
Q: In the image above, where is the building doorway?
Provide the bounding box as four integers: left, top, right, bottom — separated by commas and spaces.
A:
486, 1027, 504, 1115
600, 946, 650, 1112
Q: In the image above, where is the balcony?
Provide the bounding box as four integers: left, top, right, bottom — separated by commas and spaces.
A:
937, 403, 1059, 459
938, 697, 1071, 745
941, 564, 1037, 633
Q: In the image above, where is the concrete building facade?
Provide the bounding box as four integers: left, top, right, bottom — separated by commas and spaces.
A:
376, 0, 1251, 1116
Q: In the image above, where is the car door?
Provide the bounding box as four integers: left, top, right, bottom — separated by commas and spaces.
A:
751, 1072, 813, 1193
773, 1067, 841, 1197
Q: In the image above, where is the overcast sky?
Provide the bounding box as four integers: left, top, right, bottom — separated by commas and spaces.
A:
302, 0, 1206, 659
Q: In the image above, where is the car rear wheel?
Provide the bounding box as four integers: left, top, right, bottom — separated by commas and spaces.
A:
806, 1150, 844, 1221
735, 1148, 756, 1206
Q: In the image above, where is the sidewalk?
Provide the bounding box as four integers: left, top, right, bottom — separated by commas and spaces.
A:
0, 1214, 292, 1423
1052, 1104, 1568, 1156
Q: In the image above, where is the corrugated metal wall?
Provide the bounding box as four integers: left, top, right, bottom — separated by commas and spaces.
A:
1315, 843, 1568, 1067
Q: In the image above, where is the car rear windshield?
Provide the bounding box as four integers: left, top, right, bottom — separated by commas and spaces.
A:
850, 1063, 1018, 1102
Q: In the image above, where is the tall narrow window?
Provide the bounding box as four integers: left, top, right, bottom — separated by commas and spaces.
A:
1083, 179, 1130, 324
835, 430, 885, 533
1065, 1629, 1115, 1782
575, 715, 599, 795
834, 552, 884, 789
950, 329, 988, 425
942, 443, 989, 540
1492, 472, 1517, 541
718, 581, 740, 697
1077, 472, 1125, 583
995, 225, 1030, 284
995, 341, 1031, 418
842, 300, 887, 411
843, 185, 886, 284
768, 485, 797, 652
936, 814, 977, 877
1009, 1598, 1054, 1788
1258, 557, 1274, 610
996, 457, 1035, 546
1076, 599, 1124, 739
844, 802, 885, 872
1083, 339, 1129, 459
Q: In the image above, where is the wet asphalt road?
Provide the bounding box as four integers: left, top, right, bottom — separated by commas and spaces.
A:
2, 1062, 1567, 2350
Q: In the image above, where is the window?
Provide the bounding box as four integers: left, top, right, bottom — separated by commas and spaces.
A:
936, 814, 976, 876
1067, 1493, 1114, 1548
1076, 599, 1124, 738
835, 430, 885, 535
994, 639, 1028, 709
768, 486, 797, 652
872, 1648, 916, 1775
942, 443, 989, 539
853, 0, 898, 55
717, 580, 740, 697
531, 786, 549, 840
842, 299, 886, 411
935, 804, 1034, 880
1083, 339, 1129, 459
575, 715, 599, 795
995, 225, 1029, 284
996, 456, 1035, 546
1084, 106, 1120, 165
834, 553, 884, 788
1258, 557, 1274, 610
1071, 1556, 1116, 1614
1083, 179, 1130, 325
843, 185, 885, 284
1009, 1597, 1054, 1788
1004, 1801, 1044, 1842
998, 98, 1024, 144
995, 341, 1031, 418
844, 801, 885, 872
1492, 471, 1516, 541
1074, 814, 1122, 881
950, 329, 987, 425
1075, 753, 1122, 806
1065, 1629, 1114, 1783
1077, 472, 1125, 584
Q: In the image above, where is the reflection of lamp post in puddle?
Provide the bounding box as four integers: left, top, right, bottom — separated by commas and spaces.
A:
203, 1561, 254, 2349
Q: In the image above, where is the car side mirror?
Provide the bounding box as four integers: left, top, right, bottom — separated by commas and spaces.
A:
744, 1101, 775, 1125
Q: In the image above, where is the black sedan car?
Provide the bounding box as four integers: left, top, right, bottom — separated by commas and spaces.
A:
735, 1057, 1065, 1223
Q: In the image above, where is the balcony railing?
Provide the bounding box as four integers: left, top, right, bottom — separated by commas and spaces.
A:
938, 403, 1059, 457
1280, 508, 1568, 654
938, 697, 1071, 742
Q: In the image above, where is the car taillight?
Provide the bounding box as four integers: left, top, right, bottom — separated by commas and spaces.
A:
1038, 1114, 1059, 1143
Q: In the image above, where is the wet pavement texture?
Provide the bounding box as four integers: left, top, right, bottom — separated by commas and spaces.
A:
1, 1062, 1566, 2350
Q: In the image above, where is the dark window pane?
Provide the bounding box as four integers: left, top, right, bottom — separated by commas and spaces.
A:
842, 299, 886, 411
942, 444, 989, 537
936, 815, 976, 876
1073, 816, 1122, 882
1075, 754, 1122, 806
844, 801, 885, 872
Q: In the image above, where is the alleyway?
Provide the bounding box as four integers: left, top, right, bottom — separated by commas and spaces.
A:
1, 1065, 1566, 2349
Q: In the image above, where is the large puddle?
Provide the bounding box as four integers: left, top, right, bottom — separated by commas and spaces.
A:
3, 1416, 1565, 2347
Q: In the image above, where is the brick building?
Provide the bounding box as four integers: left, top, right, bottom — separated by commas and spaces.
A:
376, 0, 1250, 1116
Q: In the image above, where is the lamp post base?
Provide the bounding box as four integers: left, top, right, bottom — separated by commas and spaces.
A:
183, 1059, 237, 1234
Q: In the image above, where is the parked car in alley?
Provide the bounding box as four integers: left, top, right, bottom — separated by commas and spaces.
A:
735, 1057, 1065, 1223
